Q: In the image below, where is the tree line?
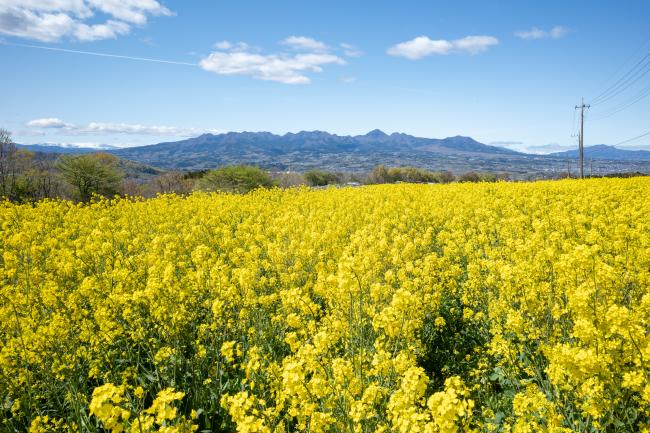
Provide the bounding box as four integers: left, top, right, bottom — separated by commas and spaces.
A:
1, 129, 510, 203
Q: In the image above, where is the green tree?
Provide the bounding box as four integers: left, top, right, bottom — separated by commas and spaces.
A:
388, 167, 440, 183
56, 153, 123, 201
196, 165, 275, 194
304, 169, 340, 186
368, 165, 449, 184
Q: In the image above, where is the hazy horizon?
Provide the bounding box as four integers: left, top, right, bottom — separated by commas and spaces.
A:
14, 128, 650, 155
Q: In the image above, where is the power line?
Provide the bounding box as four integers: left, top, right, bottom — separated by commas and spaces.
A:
588, 33, 650, 102
590, 52, 649, 103
590, 53, 650, 106
590, 82, 650, 121
611, 130, 650, 147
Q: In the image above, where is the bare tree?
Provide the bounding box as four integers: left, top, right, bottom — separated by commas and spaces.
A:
26, 156, 64, 200
148, 171, 194, 195
0, 128, 18, 198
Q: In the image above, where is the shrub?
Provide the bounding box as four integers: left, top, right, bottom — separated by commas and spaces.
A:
196, 165, 275, 193
304, 169, 340, 186
458, 172, 481, 182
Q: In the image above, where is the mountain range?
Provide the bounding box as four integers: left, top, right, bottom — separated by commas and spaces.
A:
109, 129, 526, 168
549, 144, 650, 162
16, 130, 650, 177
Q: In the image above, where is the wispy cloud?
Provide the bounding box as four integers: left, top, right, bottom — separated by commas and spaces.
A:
489, 140, 524, 146
0, 0, 173, 42
340, 42, 362, 57
200, 38, 345, 84
82, 122, 216, 136
490, 140, 526, 151
281, 36, 329, 52
26, 118, 218, 137
525, 143, 574, 154
29, 141, 117, 149
387, 35, 498, 60
213, 40, 252, 52
214, 40, 233, 50
515, 26, 568, 40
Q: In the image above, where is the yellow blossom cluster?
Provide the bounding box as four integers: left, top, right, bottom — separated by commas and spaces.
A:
1, 178, 649, 432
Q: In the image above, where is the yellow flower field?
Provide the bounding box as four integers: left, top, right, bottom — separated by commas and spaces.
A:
1, 179, 649, 433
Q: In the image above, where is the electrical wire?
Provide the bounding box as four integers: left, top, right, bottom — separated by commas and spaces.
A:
590, 54, 650, 106
589, 33, 650, 105
611, 130, 650, 147
590, 82, 650, 121
589, 33, 650, 100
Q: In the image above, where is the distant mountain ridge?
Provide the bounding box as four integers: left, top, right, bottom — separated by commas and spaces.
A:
105, 129, 523, 169
549, 144, 650, 162
16, 131, 650, 175
18, 130, 521, 160
118, 129, 521, 154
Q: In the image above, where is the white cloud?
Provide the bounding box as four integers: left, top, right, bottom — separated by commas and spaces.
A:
515, 26, 568, 40
281, 35, 328, 52
340, 42, 362, 57
27, 117, 72, 128
489, 140, 524, 147
549, 26, 568, 39
85, 0, 172, 25
525, 143, 574, 154
200, 43, 345, 84
83, 122, 206, 136
388, 36, 452, 59
74, 19, 129, 41
453, 36, 499, 54
26, 118, 218, 137
0, 9, 75, 42
214, 40, 252, 52
387, 35, 498, 59
515, 27, 545, 40
37, 141, 115, 149
0, 0, 172, 42
214, 40, 232, 50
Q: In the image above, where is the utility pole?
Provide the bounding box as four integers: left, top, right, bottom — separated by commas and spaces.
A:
575, 98, 590, 179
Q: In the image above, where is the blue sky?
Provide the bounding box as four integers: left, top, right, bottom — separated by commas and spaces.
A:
1, 0, 649, 153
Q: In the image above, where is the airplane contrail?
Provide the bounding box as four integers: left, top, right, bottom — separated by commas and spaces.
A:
5, 42, 199, 67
